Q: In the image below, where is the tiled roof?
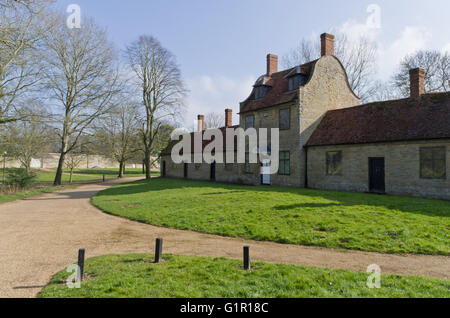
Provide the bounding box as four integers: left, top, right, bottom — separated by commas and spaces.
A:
306, 92, 450, 147
161, 125, 240, 156
240, 60, 318, 114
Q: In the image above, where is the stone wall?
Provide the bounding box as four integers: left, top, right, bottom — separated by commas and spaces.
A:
307, 139, 450, 200
239, 102, 303, 186
4, 153, 149, 170
298, 55, 360, 187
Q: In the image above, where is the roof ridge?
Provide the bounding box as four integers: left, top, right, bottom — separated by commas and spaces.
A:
300, 58, 319, 67
306, 91, 450, 147
267, 58, 320, 77
326, 91, 450, 114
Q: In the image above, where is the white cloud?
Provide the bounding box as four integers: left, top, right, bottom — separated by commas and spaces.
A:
377, 26, 431, 78
337, 18, 380, 43
335, 17, 432, 81
184, 75, 255, 129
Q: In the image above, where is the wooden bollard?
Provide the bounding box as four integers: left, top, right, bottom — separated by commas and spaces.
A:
243, 246, 250, 270
78, 248, 85, 281
155, 238, 163, 263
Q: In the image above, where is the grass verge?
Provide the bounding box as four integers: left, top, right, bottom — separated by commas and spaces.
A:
39, 254, 450, 298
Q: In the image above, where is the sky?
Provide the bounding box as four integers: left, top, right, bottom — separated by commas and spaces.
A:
56, 0, 450, 126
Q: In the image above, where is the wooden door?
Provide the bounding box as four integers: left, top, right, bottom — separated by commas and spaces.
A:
369, 158, 385, 193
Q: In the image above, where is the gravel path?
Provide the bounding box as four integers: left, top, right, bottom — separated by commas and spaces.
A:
0, 178, 448, 298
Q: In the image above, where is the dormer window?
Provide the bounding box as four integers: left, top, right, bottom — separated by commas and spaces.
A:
285, 66, 307, 92
254, 85, 269, 100
288, 75, 303, 92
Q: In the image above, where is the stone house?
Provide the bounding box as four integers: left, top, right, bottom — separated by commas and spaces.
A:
161, 33, 450, 200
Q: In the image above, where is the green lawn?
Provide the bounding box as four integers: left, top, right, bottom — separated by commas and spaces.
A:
36, 172, 109, 183
39, 254, 450, 298
93, 178, 450, 255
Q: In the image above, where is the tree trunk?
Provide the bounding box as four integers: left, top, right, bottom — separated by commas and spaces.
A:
69, 169, 73, 184
54, 152, 66, 186
55, 133, 69, 186
142, 161, 145, 174
118, 161, 123, 178
144, 150, 151, 180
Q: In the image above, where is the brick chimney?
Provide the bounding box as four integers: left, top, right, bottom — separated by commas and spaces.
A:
267, 54, 278, 75
321, 33, 335, 56
225, 109, 232, 127
197, 114, 204, 131
409, 68, 425, 98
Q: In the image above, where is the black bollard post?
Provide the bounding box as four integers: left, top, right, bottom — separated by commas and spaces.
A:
78, 248, 85, 281
155, 238, 163, 263
243, 246, 250, 270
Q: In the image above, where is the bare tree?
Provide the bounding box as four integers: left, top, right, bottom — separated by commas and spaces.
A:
0, 0, 51, 124
41, 13, 120, 185
281, 38, 317, 70
205, 111, 225, 129
125, 35, 185, 179
79, 138, 96, 169
150, 123, 174, 165
392, 50, 450, 97
64, 152, 83, 184
1, 103, 49, 173
95, 100, 140, 178
369, 81, 403, 102
282, 32, 378, 102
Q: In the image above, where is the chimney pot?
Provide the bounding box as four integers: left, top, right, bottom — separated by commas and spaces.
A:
266, 54, 278, 75
320, 33, 335, 56
409, 68, 425, 98
197, 114, 204, 131
225, 109, 232, 127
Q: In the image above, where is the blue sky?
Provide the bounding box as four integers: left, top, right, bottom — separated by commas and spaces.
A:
56, 0, 450, 126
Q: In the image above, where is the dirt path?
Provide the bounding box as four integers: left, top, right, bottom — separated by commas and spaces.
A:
0, 179, 448, 298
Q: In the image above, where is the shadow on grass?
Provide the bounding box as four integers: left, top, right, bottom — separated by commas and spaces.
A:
94, 177, 450, 217
274, 203, 341, 210
201, 190, 247, 196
